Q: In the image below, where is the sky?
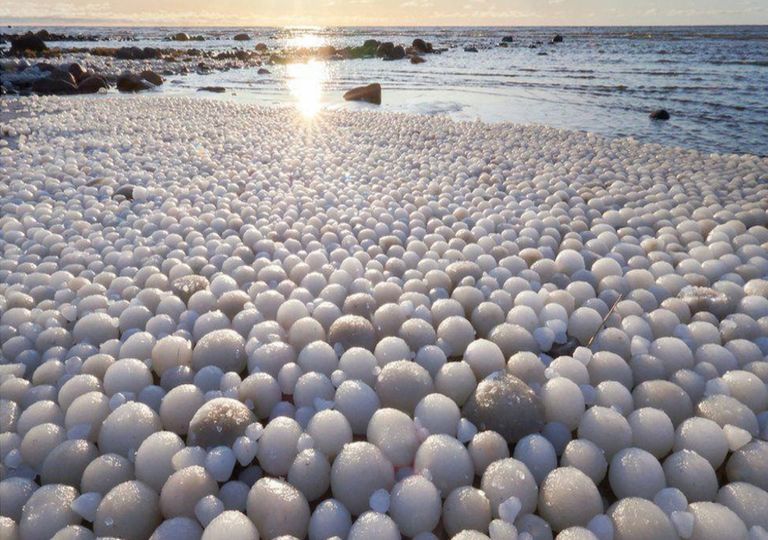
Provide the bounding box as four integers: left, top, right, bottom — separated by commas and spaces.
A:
5, 0, 768, 26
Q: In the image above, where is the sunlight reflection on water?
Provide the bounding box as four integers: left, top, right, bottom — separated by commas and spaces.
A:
286, 59, 328, 118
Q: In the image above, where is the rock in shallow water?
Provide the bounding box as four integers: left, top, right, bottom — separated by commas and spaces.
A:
343, 83, 382, 105
462, 373, 544, 443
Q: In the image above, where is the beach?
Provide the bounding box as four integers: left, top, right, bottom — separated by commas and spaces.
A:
1, 94, 767, 539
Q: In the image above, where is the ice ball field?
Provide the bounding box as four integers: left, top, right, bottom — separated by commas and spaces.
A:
1, 95, 768, 540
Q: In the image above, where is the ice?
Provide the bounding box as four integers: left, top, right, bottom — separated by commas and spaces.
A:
654, 487, 688, 515
369, 488, 390, 513
587, 514, 614, 540
195, 495, 224, 527
670, 510, 695, 539
724, 424, 754, 451
457, 418, 478, 443
247, 477, 310, 539
330, 442, 395, 516
205, 446, 236, 482
71, 492, 101, 522
233, 436, 258, 466
538, 467, 603, 532
609, 448, 665, 500
499, 496, 523, 524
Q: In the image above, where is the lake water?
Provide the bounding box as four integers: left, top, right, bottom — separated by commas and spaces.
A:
7, 25, 768, 155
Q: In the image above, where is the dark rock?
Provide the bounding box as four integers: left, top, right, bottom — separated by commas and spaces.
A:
172, 32, 190, 41
410, 55, 426, 64
36, 29, 52, 40
552, 34, 564, 43
255, 43, 268, 52
501, 35, 514, 43
140, 70, 163, 86
343, 83, 381, 105
198, 86, 226, 93
412, 38, 428, 53
31, 76, 77, 95
233, 33, 251, 41
363, 39, 380, 49
77, 75, 109, 94
649, 109, 671, 120
116, 73, 153, 92
464, 46, 479, 53
376, 42, 395, 58
67, 63, 88, 82
389, 45, 406, 60
142, 47, 161, 59
462, 373, 545, 443
115, 46, 140, 60
317, 45, 336, 58
10, 33, 47, 55
499, 42, 509, 48
257, 67, 270, 75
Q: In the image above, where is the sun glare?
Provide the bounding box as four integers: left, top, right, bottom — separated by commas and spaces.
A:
287, 33, 328, 50
286, 60, 328, 118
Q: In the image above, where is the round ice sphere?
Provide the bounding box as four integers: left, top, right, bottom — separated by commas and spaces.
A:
561, 439, 608, 484
288, 449, 331, 501
434, 362, 477, 406
468, 430, 510, 476
632, 380, 694, 427
19, 484, 80, 540
94, 481, 161, 540
376, 360, 434, 414
663, 450, 718, 502
696, 394, 759, 436
308, 499, 352, 540
0, 477, 37, 521
367, 408, 419, 467
98, 402, 161, 458
247, 477, 310, 539
539, 467, 603, 532
192, 330, 246, 373
348, 511, 400, 540
160, 384, 205, 435
331, 442, 395, 515
717, 482, 768, 530
328, 315, 376, 351
389, 475, 441, 537
726, 441, 768, 491
201, 510, 258, 540
480, 458, 538, 517
334, 380, 380, 435
627, 407, 675, 459
73, 313, 119, 345
608, 497, 678, 540
687, 501, 749, 540
443, 486, 492, 537
414, 393, 460, 436
188, 398, 255, 448
81, 453, 134, 495
19, 422, 66, 470
41, 439, 98, 487
306, 409, 353, 459
257, 416, 302, 476
414, 434, 474, 496
135, 431, 185, 492
673, 417, 729, 469
513, 433, 557, 485
151, 336, 193, 377
541, 377, 586, 430
437, 316, 475, 357
608, 448, 666, 500
462, 373, 544, 443
160, 466, 219, 518
577, 406, 632, 459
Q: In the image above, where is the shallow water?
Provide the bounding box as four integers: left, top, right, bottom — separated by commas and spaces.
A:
6, 25, 768, 155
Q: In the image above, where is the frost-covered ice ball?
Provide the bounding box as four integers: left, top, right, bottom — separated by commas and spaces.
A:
414, 393, 460, 436
663, 450, 718, 502
632, 380, 694, 427
434, 362, 477, 406
696, 394, 759, 436
288, 449, 331, 501
81, 453, 135, 495
561, 439, 608, 484
201, 510, 259, 540
94, 480, 161, 540
607, 497, 678, 540
463, 339, 506, 381
541, 377, 586, 431
41, 439, 98, 487
247, 477, 310, 539
480, 458, 538, 516
367, 408, 419, 466
556, 527, 599, 540
539, 467, 603, 532
160, 466, 219, 518
608, 448, 666, 499
687, 502, 749, 540
172, 275, 210, 303
716, 482, 768, 530
256, 416, 302, 476
577, 406, 632, 459
347, 511, 400, 540
151, 336, 193, 377
306, 409, 353, 459
375, 360, 434, 414
308, 499, 352, 540
513, 433, 558, 485
151, 517, 203, 540
160, 384, 205, 435
73, 313, 119, 345
414, 434, 474, 496
331, 442, 395, 515
187, 398, 255, 447
19, 484, 80, 540
328, 315, 376, 351
468, 430, 510, 476
437, 316, 475, 357
673, 417, 729, 468
135, 431, 185, 492
98, 402, 161, 458
389, 475, 441, 537
627, 407, 675, 458
442, 486, 492, 537
0, 477, 36, 522
462, 373, 544, 443
726, 441, 768, 491
192, 330, 246, 373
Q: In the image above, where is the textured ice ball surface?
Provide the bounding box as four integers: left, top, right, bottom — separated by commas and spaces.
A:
1, 97, 767, 539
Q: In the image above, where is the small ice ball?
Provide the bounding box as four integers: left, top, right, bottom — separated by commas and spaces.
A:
246, 477, 310, 539
717, 482, 768, 530
414, 434, 474, 496
219, 481, 250, 512
192, 330, 246, 373
489, 518, 518, 539
434, 361, 477, 406
306, 409, 353, 459
687, 502, 749, 540
347, 512, 400, 540
697, 394, 760, 437
481, 458, 538, 517
608, 447, 666, 500
288, 449, 331, 501
195, 495, 224, 527
663, 450, 718, 502
673, 417, 729, 469
19, 484, 80, 540
94, 481, 161, 540
160, 384, 205, 435
568, 307, 603, 345
608, 497, 678, 540
367, 408, 419, 466
330, 442, 395, 516
587, 514, 614, 540
73, 313, 119, 345
239, 373, 281, 420
201, 510, 259, 540
233, 436, 258, 466
414, 393, 461, 436
150, 517, 203, 540
726, 441, 768, 492
98, 402, 161, 459
334, 380, 380, 435
0, 477, 37, 522
160, 466, 219, 518
172, 446, 207, 471
375, 360, 434, 415
256, 416, 301, 476
81, 453, 134, 496
627, 407, 675, 459
542, 377, 586, 430
577, 406, 632, 459
443, 486, 492, 537
468, 430, 510, 476
513, 433, 557, 484
328, 315, 376, 352
437, 316, 476, 357
654, 487, 689, 515
389, 475, 441, 537
308, 499, 352, 540
463, 339, 506, 381
205, 446, 237, 482
539, 467, 603, 532
135, 431, 185, 492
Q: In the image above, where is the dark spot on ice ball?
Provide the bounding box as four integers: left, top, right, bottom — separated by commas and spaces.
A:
171, 275, 210, 303
462, 373, 545, 443
650, 109, 671, 120
187, 397, 255, 448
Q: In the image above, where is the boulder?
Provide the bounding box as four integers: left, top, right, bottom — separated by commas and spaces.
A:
649, 109, 671, 120
172, 32, 190, 41
116, 73, 153, 92
412, 38, 429, 53
317, 45, 336, 58
67, 62, 88, 82
464, 46, 479, 53
115, 46, 141, 60
389, 45, 406, 60
376, 42, 395, 58
343, 83, 381, 105
255, 43, 268, 52
140, 70, 163, 86
31, 76, 77, 95
77, 75, 109, 94
257, 67, 270, 74
552, 34, 564, 43
198, 86, 226, 93
410, 55, 426, 64
364, 39, 380, 49
233, 33, 251, 41
462, 373, 545, 443
10, 33, 47, 55
501, 35, 514, 43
